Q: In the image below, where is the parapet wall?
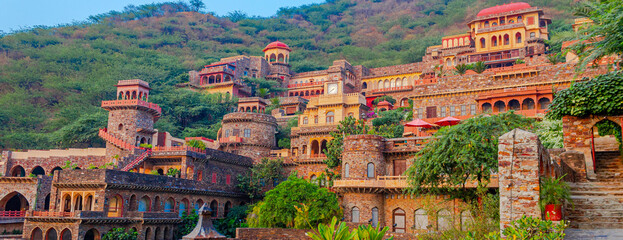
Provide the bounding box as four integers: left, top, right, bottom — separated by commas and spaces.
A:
3, 149, 108, 177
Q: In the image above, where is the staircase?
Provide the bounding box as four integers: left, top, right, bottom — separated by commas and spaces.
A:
565, 151, 623, 239
120, 150, 151, 171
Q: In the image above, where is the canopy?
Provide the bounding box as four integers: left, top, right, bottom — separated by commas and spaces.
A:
434, 116, 461, 126
404, 119, 433, 128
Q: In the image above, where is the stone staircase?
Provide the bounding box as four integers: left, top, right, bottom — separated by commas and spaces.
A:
565, 151, 623, 239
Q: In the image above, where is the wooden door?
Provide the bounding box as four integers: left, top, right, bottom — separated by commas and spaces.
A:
394, 159, 407, 176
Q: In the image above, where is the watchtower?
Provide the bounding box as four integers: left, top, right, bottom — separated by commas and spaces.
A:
100, 79, 161, 160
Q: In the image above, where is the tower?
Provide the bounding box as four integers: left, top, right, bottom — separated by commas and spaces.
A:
100, 79, 161, 161
263, 41, 292, 88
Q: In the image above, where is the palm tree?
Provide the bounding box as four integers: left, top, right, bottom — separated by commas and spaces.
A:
546, 53, 562, 65
454, 63, 472, 75
471, 61, 488, 73
257, 88, 269, 98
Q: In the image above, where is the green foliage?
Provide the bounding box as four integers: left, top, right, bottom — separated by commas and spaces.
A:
177, 209, 199, 238
515, 59, 526, 64
540, 175, 572, 211
595, 119, 622, 140
372, 95, 396, 105
467, 216, 567, 240
546, 53, 564, 65
236, 158, 285, 201
454, 63, 472, 75
215, 205, 249, 238
372, 109, 408, 138
470, 61, 487, 74
573, 0, 623, 69
535, 117, 564, 149
276, 116, 297, 149
305, 216, 393, 240
189, 0, 205, 12
406, 112, 534, 198
62, 160, 78, 170
166, 168, 180, 177
186, 139, 206, 150
547, 71, 623, 118
247, 174, 341, 229
139, 143, 152, 149
149, 169, 159, 175
102, 228, 139, 240
241, 77, 286, 98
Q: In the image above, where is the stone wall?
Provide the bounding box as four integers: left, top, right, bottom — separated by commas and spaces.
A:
3, 150, 108, 177
497, 129, 542, 232
342, 135, 385, 179
236, 228, 310, 240
221, 112, 277, 162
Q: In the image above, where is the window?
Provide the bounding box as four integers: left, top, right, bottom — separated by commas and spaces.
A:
480, 38, 486, 48
530, 32, 536, 38
226, 175, 231, 185
225, 130, 230, 137
303, 117, 308, 125
415, 209, 428, 230
440, 107, 446, 117
372, 207, 379, 227
352, 207, 360, 223
367, 163, 375, 178
426, 106, 437, 118
470, 104, 477, 115
393, 208, 406, 233
516, 33, 522, 43
212, 173, 217, 184
449, 106, 455, 116
461, 105, 467, 116
492, 22, 497, 26
484, 21, 489, 27
326, 111, 334, 123
243, 129, 250, 138
314, 116, 318, 124
527, 16, 535, 25
492, 36, 497, 47
344, 163, 350, 178
517, 16, 522, 22
244, 71, 248, 76
437, 209, 452, 231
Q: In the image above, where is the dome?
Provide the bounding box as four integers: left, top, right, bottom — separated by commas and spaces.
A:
477, 2, 532, 17
263, 41, 291, 52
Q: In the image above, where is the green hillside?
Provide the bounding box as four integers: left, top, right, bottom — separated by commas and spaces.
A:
0, 0, 576, 149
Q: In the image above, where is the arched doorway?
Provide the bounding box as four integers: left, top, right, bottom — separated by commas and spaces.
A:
31, 166, 45, 176
74, 195, 83, 211
144, 228, 152, 240
46, 228, 58, 240
107, 195, 123, 217
210, 200, 218, 217
481, 103, 492, 113
592, 119, 622, 172
44, 194, 51, 210
522, 98, 535, 110
0, 192, 29, 211
494, 101, 506, 113
320, 140, 327, 156
51, 167, 63, 176
60, 229, 72, 240
30, 228, 43, 240
139, 196, 151, 212
224, 201, 232, 217
508, 99, 520, 111
154, 227, 161, 240
9, 166, 25, 177
538, 97, 551, 109
310, 140, 319, 157
84, 229, 100, 240
393, 208, 406, 233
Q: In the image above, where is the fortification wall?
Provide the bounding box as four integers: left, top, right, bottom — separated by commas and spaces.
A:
3, 149, 108, 177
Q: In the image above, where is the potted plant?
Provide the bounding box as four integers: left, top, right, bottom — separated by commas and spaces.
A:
540, 175, 572, 221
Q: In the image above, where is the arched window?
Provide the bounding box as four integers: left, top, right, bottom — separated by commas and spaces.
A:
314, 116, 318, 124
491, 36, 497, 47
138, 196, 150, 212
61, 229, 72, 240
492, 22, 497, 26
530, 32, 536, 38
517, 16, 522, 22
278, 53, 285, 63
482, 103, 492, 113
164, 198, 175, 213
74, 195, 83, 211
310, 174, 317, 184
362, 82, 367, 89
516, 32, 522, 43
367, 163, 375, 178
396, 79, 402, 87
179, 199, 189, 217
461, 210, 473, 231
415, 209, 428, 230
129, 195, 136, 211
494, 101, 506, 112
484, 21, 489, 27
351, 207, 360, 223
437, 209, 452, 231
9, 166, 25, 177
107, 195, 123, 217
377, 80, 383, 89
31, 166, 45, 176
30, 228, 43, 240
539, 98, 551, 109
390, 79, 395, 87
344, 163, 350, 178
522, 98, 535, 110
45, 228, 58, 240
508, 99, 520, 111
210, 200, 218, 217
504, 34, 510, 45
195, 199, 204, 211
372, 207, 379, 227
118, 123, 123, 131
384, 80, 390, 88
224, 201, 232, 217
225, 129, 230, 137
326, 112, 334, 123
480, 38, 486, 48
303, 117, 308, 125
393, 208, 406, 233
85, 195, 93, 211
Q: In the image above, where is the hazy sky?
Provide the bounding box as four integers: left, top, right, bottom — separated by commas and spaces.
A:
0, 0, 325, 32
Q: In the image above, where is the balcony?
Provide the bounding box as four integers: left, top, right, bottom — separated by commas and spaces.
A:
333, 175, 499, 193
0, 211, 25, 218
152, 146, 206, 154
29, 211, 74, 218
288, 81, 324, 88
370, 86, 414, 94
477, 23, 525, 34
101, 99, 162, 116
470, 50, 520, 63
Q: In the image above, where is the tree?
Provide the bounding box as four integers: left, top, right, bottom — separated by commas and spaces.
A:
546, 53, 563, 65
405, 112, 534, 198
214, 205, 249, 237
247, 174, 341, 229
471, 61, 487, 74
454, 63, 472, 75
102, 228, 138, 240
547, 71, 623, 119
372, 95, 396, 105
186, 139, 206, 150
177, 209, 199, 238
241, 77, 287, 98
535, 117, 564, 149
51, 110, 107, 148
189, 0, 205, 12
237, 158, 285, 201
573, 0, 623, 69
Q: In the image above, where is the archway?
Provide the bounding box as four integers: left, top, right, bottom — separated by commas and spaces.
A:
179, 199, 189, 217
210, 200, 218, 217
46, 228, 58, 240
31, 166, 45, 176
84, 229, 100, 240
60, 229, 72, 240
538, 97, 551, 109
129, 195, 137, 211
164, 198, 175, 213
310, 140, 319, 157
195, 199, 204, 211
414, 209, 428, 230
84, 195, 93, 211
62, 194, 71, 212
393, 208, 406, 233
139, 196, 151, 212
44, 194, 51, 210
154, 227, 161, 240
224, 201, 232, 217
522, 98, 535, 110
164, 227, 171, 240
50, 167, 63, 176
320, 140, 328, 156
30, 228, 43, 240
74, 195, 83, 211
9, 166, 25, 177
493, 101, 506, 113
0, 192, 29, 211
107, 195, 123, 217
592, 119, 622, 155
481, 103, 492, 113
154, 196, 161, 211
144, 228, 152, 240
508, 99, 520, 111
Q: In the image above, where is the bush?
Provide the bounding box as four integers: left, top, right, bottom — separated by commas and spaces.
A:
466, 216, 567, 240
102, 228, 138, 240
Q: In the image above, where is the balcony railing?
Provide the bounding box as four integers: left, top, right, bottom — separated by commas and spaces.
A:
152, 146, 206, 154
121, 150, 152, 172
0, 211, 25, 218
288, 81, 324, 88
370, 86, 414, 94
310, 154, 326, 158
470, 50, 520, 63
101, 99, 162, 115
30, 211, 74, 218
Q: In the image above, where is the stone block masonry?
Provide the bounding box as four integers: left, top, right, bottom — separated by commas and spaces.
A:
498, 128, 542, 233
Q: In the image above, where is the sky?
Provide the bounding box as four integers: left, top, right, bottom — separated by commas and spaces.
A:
0, 0, 325, 32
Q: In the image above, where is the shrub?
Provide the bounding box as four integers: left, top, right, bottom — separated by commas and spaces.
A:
102, 228, 138, 240
466, 216, 567, 240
